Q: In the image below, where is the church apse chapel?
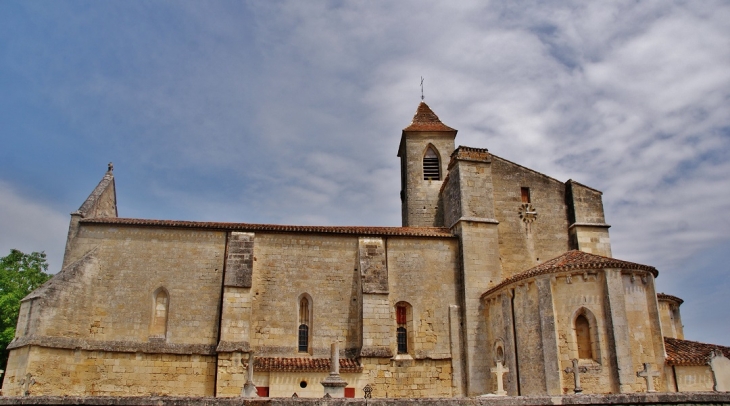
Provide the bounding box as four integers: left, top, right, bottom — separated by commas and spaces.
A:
4, 102, 730, 398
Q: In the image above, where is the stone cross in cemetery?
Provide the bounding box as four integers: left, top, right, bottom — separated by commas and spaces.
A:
564, 359, 588, 393
637, 363, 660, 392
321, 341, 348, 398
490, 361, 510, 396
242, 352, 258, 397
19, 373, 35, 396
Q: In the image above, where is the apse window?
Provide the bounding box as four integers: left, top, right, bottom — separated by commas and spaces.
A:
575, 314, 592, 359
423, 147, 440, 180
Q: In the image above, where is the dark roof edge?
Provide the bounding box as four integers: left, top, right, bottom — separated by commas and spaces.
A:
79, 217, 456, 238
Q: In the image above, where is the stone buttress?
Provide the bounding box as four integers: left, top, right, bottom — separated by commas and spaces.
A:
441, 146, 502, 396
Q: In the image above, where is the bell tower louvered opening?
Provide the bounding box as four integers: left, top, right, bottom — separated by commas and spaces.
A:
423, 147, 440, 181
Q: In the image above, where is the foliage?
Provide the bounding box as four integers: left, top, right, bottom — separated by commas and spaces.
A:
0, 249, 52, 371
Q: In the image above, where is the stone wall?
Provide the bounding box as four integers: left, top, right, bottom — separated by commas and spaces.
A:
2, 392, 730, 405
2, 347, 215, 397
490, 156, 571, 279
512, 281, 547, 395
671, 365, 715, 392
4, 224, 226, 396
553, 272, 616, 394
565, 181, 611, 257
250, 233, 360, 358
30, 224, 225, 345
621, 273, 666, 392
385, 238, 459, 360
657, 299, 684, 340
361, 358, 453, 398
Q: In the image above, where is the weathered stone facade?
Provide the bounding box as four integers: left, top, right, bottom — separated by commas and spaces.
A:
3, 101, 727, 398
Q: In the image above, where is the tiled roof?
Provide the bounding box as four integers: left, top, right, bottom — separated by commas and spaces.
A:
482, 250, 658, 298
657, 293, 684, 305
665, 337, 730, 366
403, 102, 456, 132
80, 217, 455, 238
244, 357, 362, 373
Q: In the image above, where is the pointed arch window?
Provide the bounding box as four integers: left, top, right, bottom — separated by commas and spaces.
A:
150, 288, 169, 338
575, 314, 592, 359
298, 295, 311, 353
423, 147, 440, 181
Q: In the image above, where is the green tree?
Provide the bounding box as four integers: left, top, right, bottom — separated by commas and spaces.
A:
0, 249, 52, 370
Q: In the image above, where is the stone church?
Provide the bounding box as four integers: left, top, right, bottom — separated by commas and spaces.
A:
3, 102, 729, 398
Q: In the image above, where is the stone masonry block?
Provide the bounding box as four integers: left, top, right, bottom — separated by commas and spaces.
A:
224, 232, 254, 288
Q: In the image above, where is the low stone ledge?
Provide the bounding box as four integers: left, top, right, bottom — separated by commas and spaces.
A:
216, 341, 251, 353
4, 392, 730, 406
7, 335, 216, 355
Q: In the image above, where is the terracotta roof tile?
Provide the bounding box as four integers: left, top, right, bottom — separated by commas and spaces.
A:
244, 357, 362, 373
482, 250, 658, 298
403, 102, 456, 132
657, 293, 684, 305
665, 337, 730, 366
80, 217, 454, 238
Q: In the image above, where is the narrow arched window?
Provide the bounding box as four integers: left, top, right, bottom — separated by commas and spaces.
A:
575, 314, 592, 359
298, 325, 309, 352
396, 303, 408, 354
150, 288, 169, 338
298, 296, 310, 353
423, 147, 440, 180
397, 327, 407, 354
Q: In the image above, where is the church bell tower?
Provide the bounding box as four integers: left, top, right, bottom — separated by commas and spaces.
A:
398, 102, 457, 227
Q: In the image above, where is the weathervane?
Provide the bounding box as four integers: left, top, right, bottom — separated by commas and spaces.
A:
420, 76, 425, 101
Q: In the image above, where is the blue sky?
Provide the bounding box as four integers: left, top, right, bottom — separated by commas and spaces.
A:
1, 1, 729, 345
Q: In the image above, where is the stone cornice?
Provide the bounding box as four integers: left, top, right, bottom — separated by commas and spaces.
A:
7, 335, 216, 355
449, 217, 499, 229
569, 222, 611, 229
215, 340, 250, 353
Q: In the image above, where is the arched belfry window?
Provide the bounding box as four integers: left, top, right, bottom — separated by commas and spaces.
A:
298, 294, 312, 353
423, 146, 440, 181
575, 314, 592, 359
150, 288, 169, 338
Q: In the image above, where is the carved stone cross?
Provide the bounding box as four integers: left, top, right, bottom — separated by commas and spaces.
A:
637, 363, 660, 392
490, 361, 509, 396
564, 359, 588, 393
19, 373, 35, 396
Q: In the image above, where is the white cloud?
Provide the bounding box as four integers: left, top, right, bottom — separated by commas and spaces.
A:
0, 181, 68, 273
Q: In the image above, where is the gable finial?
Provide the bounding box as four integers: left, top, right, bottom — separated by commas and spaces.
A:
420, 77, 424, 101
108, 162, 113, 172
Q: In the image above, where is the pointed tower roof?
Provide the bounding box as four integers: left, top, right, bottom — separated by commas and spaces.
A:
402, 102, 456, 132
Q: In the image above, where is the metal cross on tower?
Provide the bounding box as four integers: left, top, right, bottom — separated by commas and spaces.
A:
420, 76, 424, 101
